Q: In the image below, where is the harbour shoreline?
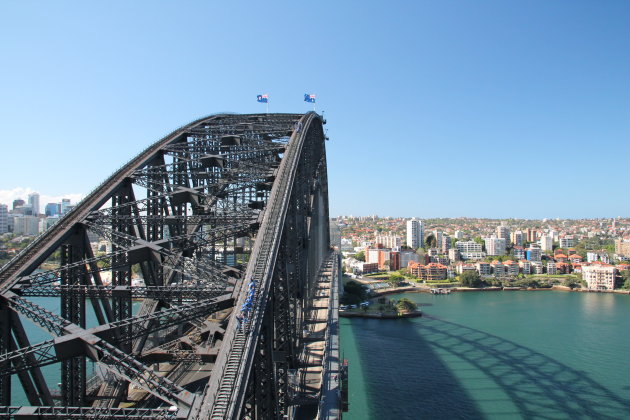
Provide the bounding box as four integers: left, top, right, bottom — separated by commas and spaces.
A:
366, 285, 630, 297
339, 310, 422, 319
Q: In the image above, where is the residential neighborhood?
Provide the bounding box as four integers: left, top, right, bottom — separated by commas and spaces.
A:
334, 215, 630, 291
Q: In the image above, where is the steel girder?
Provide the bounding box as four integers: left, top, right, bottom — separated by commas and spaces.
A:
0, 113, 330, 419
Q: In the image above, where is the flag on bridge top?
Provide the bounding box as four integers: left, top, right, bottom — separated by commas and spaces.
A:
257, 94, 269, 103
304, 93, 316, 103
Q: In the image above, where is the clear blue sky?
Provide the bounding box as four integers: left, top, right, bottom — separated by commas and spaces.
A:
1, 1, 628, 219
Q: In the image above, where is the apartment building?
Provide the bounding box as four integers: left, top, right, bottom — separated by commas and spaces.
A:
539, 235, 553, 252
526, 245, 542, 262
406, 218, 424, 249
615, 239, 630, 257
461, 251, 486, 260
476, 262, 492, 276
531, 261, 544, 274
456, 241, 482, 253
582, 263, 616, 290
374, 234, 401, 249
560, 236, 575, 248
519, 260, 531, 275
511, 230, 524, 247
504, 260, 520, 276
497, 225, 510, 244
513, 246, 526, 260
408, 262, 448, 281
485, 236, 506, 256
491, 261, 505, 277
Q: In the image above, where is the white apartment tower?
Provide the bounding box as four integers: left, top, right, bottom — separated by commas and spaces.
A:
406, 218, 424, 249
485, 236, 507, 256
539, 235, 553, 252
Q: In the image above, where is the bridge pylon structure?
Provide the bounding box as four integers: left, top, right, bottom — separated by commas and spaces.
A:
0, 112, 331, 419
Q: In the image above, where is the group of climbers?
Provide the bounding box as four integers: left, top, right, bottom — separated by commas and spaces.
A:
236, 279, 258, 332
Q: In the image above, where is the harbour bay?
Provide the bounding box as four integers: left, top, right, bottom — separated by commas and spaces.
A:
340, 291, 630, 419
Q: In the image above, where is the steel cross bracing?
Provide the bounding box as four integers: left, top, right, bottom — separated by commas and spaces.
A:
0, 112, 331, 419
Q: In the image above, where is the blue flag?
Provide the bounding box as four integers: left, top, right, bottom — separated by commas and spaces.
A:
304, 93, 316, 103
257, 94, 269, 103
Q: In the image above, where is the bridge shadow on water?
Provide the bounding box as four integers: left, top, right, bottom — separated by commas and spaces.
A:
347, 317, 482, 420
347, 315, 630, 420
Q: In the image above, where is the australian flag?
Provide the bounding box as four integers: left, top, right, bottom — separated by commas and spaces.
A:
257, 94, 269, 103
304, 93, 316, 103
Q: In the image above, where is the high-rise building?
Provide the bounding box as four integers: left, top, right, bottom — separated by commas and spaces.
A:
559, 235, 575, 249
406, 218, 424, 249
433, 230, 443, 249
511, 230, 524, 247
484, 236, 506, 256
525, 228, 538, 243
13, 215, 39, 236
440, 234, 451, 253
45, 203, 60, 217
12, 199, 25, 210
61, 199, 71, 214
497, 225, 510, 244
539, 235, 553, 252
0, 204, 8, 234
526, 244, 542, 262
28, 193, 40, 216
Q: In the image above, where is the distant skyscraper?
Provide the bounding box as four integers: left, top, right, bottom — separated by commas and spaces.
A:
12, 199, 25, 210
28, 193, 40, 216
0, 204, 8, 234
45, 203, 60, 217
406, 218, 424, 249
61, 198, 71, 215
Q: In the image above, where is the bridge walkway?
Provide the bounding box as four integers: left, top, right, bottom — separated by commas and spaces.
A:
294, 252, 341, 419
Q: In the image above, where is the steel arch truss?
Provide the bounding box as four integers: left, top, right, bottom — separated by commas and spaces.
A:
0, 113, 330, 419
0, 113, 329, 419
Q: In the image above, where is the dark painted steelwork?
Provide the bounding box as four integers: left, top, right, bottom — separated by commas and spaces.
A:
0, 113, 331, 419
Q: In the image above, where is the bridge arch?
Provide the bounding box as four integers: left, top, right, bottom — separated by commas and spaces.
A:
0, 112, 332, 419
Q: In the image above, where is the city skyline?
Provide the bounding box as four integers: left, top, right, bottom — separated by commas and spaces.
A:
1, 1, 628, 219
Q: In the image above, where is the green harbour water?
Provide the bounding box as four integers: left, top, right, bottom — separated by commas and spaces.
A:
340, 290, 630, 420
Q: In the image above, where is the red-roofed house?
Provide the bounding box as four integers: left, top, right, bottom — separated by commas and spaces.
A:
555, 254, 568, 263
